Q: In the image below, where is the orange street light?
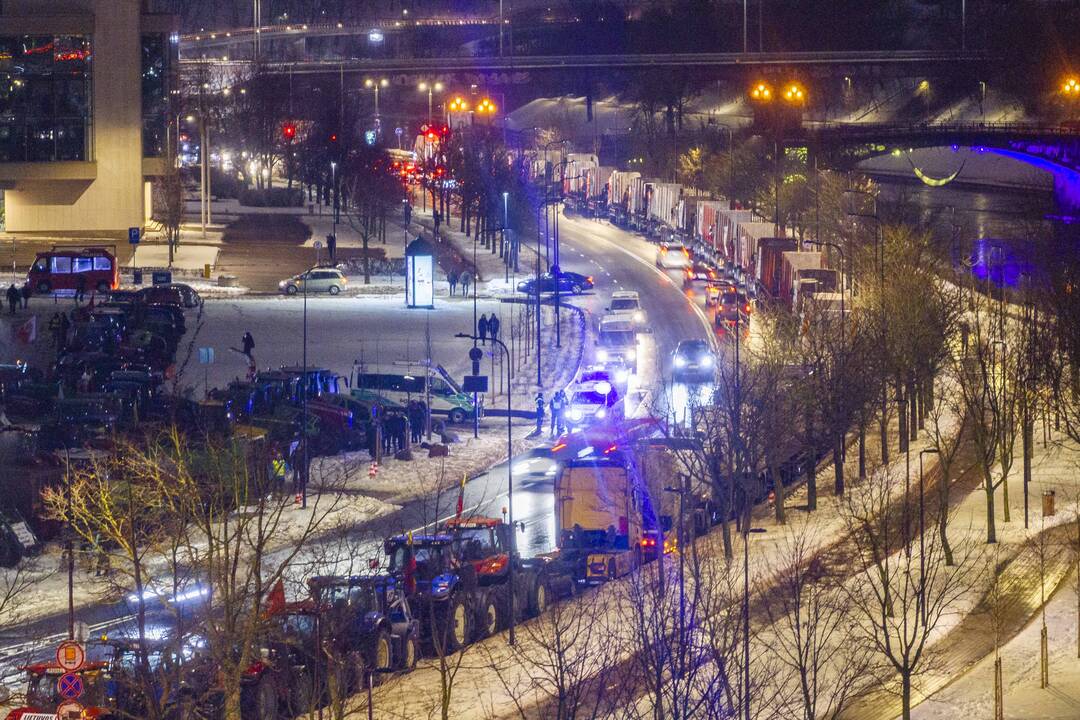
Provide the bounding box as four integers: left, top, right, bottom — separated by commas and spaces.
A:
448, 96, 470, 112
749, 82, 773, 102
782, 83, 806, 104
476, 97, 498, 114
1062, 77, 1080, 96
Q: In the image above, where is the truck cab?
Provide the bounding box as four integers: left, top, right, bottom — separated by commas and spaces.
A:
596, 316, 638, 372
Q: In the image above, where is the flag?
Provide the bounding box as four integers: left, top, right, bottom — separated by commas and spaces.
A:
456, 473, 467, 518
15, 315, 36, 345
263, 579, 286, 617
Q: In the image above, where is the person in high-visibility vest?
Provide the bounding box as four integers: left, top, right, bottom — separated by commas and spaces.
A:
270, 451, 287, 495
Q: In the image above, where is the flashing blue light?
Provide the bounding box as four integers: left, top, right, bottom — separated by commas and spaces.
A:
365, 130, 377, 146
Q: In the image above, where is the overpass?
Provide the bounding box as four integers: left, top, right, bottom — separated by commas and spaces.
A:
179, 50, 991, 75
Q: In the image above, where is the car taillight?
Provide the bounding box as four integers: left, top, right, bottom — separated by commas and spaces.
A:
682, 248, 690, 257
586, 276, 593, 284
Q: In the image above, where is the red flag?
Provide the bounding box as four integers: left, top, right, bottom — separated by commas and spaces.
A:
264, 579, 286, 617
15, 315, 36, 345
456, 473, 467, 518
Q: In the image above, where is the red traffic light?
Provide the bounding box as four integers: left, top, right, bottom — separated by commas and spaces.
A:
329, 133, 338, 143
282, 122, 296, 140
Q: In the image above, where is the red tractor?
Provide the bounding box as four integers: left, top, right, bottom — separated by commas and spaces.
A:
5, 661, 112, 719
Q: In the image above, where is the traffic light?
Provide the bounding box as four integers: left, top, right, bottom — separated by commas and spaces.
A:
329, 132, 338, 143
282, 122, 296, 140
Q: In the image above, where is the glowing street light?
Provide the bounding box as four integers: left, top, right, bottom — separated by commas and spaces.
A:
782, 82, 806, 104
418, 81, 444, 123
448, 96, 469, 113
476, 97, 498, 114
1062, 77, 1080, 96
749, 82, 773, 102
364, 78, 389, 127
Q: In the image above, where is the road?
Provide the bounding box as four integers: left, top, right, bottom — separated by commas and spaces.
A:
0, 210, 716, 691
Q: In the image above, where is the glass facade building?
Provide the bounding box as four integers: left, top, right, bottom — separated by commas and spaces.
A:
0, 35, 93, 162
141, 33, 169, 157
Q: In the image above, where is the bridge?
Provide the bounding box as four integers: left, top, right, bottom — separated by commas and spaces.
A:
179, 50, 990, 75
788, 121, 1080, 211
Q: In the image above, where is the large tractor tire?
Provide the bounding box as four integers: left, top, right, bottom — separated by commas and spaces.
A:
436, 595, 471, 653
239, 674, 279, 720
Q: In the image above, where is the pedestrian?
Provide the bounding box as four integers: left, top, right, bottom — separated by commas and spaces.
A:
488, 314, 500, 344
58, 312, 70, 351
403, 202, 412, 229
5, 284, 18, 315
448, 268, 459, 296
408, 401, 422, 444
75, 274, 86, 304
433, 209, 442, 238
549, 391, 563, 437
326, 233, 337, 262
77, 368, 92, 394
460, 270, 472, 297
534, 393, 545, 435
20, 283, 30, 310
241, 331, 255, 359
270, 447, 287, 496
478, 314, 489, 345
554, 389, 567, 435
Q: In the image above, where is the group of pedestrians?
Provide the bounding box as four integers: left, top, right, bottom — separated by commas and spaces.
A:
477, 313, 501, 344
447, 267, 473, 297
535, 389, 568, 437
5, 283, 30, 314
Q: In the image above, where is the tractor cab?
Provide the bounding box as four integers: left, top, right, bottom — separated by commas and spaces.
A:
442, 517, 513, 583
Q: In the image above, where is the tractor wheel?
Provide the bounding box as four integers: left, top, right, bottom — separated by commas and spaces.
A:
287, 667, 315, 717
437, 595, 471, 653
36, 280, 51, 294
240, 674, 278, 720
372, 629, 393, 672
401, 634, 419, 671
478, 595, 499, 640
528, 577, 549, 618
448, 408, 467, 425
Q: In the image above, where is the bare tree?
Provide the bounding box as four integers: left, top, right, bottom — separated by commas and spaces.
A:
760, 519, 873, 720
953, 294, 1022, 544
923, 374, 966, 566
841, 463, 979, 720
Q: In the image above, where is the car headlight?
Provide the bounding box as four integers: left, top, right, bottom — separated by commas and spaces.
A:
627, 349, 636, 361
674, 357, 686, 368
569, 408, 584, 421
596, 349, 609, 362
596, 408, 607, 419
701, 355, 713, 367
633, 311, 644, 322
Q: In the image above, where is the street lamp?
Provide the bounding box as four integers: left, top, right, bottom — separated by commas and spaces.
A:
918, 447, 939, 624
330, 160, 338, 235
447, 96, 469, 128
455, 332, 517, 645
743, 524, 766, 720
749, 82, 772, 102
782, 83, 806, 104
502, 191, 511, 281
418, 81, 444, 125
364, 77, 389, 130
476, 97, 498, 117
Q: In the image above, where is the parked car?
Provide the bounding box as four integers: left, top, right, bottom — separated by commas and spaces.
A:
136, 285, 186, 308
279, 268, 348, 295
683, 260, 718, 287
27, 246, 118, 295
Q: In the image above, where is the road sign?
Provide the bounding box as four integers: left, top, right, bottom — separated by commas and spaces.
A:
128, 227, 141, 245
57, 673, 82, 700
55, 641, 84, 672
198, 347, 215, 364
56, 700, 84, 719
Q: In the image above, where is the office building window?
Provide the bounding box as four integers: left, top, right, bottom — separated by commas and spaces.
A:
142, 33, 170, 157
0, 35, 92, 162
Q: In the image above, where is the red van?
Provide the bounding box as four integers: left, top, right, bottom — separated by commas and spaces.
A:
27, 247, 119, 294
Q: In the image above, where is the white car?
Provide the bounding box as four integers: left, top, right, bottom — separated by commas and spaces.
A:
566, 380, 620, 429
279, 267, 348, 295
656, 243, 691, 270
596, 316, 638, 371
605, 290, 648, 331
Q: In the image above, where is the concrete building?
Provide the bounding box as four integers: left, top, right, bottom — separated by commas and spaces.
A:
0, 0, 177, 235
